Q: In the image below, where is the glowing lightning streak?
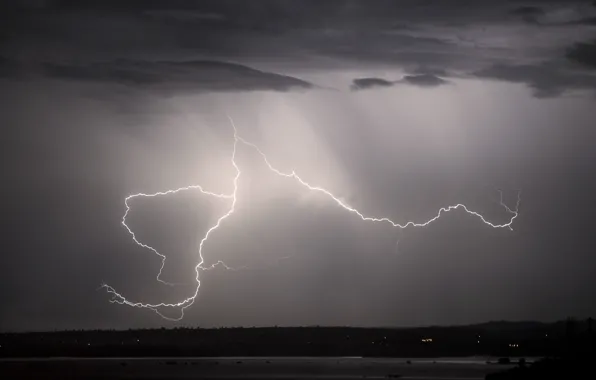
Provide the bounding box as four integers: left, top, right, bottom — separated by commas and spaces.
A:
121, 187, 233, 286
102, 128, 241, 321
230, 116, 520, 231
102, 115, 520, 321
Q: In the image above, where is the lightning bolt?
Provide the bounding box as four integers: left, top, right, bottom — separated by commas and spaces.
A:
232, 117, 520, 231
102, 124, 242, 321
102, 115, 520, 321
121, 187, 233, 286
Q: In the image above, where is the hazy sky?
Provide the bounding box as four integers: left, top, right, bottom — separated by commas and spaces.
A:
3, 0, 596, 331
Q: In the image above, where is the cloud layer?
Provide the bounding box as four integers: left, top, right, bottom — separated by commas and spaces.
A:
351, 74, 450, 91
40, 59, 315, 92
2, 0, 596, 96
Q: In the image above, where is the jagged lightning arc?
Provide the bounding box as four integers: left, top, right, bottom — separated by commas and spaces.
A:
102, 115, 520, 321
120, 186, 234, 286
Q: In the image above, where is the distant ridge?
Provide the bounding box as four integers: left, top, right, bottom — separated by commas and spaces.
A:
2, 319, 591, 358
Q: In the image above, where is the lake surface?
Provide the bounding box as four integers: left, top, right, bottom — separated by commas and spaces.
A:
0, 356, 521, 379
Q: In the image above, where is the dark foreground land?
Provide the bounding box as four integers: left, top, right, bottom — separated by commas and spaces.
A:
1, 320, 594, 379
0, 357, 515, 380
0, 321, 585, 358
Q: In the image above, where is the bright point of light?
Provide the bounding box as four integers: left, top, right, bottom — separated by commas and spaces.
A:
102, 115, 521, 321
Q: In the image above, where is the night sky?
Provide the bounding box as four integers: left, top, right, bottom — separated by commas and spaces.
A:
3, 0, 596, 331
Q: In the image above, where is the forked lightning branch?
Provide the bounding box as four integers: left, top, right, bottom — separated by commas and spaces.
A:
102, 116, 520, 321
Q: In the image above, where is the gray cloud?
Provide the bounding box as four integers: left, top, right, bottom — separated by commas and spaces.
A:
473, 62, 596, 97
510, 5, 545, 24
400, 74, 450, 87
576, 17, 596, 25
20, 59, 316, 92
407, 67, 451, 77
351, 74, 450, 91
509, 3, 596, 26
0, 56, 19, 77
3, 0, 595, 98
350, 77, 394, 91
567, 40, 596, 69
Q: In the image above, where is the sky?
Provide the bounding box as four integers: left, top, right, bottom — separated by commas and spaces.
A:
2, 0, 596, 331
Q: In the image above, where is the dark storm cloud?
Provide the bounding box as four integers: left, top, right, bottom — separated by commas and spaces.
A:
0, 56, 20, 77
400, 74, 450, 87
407, 67, 451, 77
567, 40, 596, 69
351, 74, 450, 91
350, 78, 394, 91
576, 17, 596, 25
0, 1, 499, 59
510, 5, 545, 24
473, 62, 596, 98
3, 0, 595, 98
40, 59, 315, 92
508, 2, 596, 26
310, 33, 456, 68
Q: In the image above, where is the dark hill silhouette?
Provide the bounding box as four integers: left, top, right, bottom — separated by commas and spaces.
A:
1, 319, 590, 359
